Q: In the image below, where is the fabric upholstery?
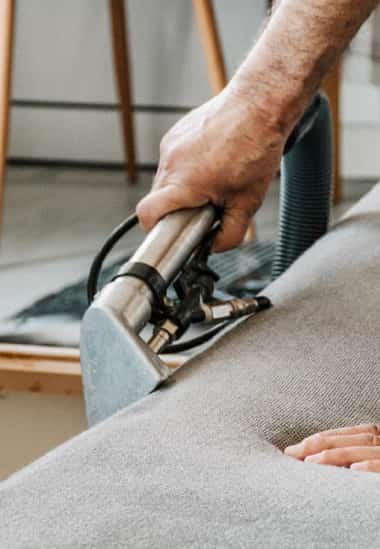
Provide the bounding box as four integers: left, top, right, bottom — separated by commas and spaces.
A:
2, 185, 380, 548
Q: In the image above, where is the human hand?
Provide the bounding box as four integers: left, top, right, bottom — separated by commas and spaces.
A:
284, 424, 380, 473
137, 87, 286, 252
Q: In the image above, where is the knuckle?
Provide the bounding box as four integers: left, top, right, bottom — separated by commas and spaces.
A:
159, 145, 178, 170
136, 199, 148, 218
135, 202, 143, 217
313, 433, 325, 444
337, 448, 347, 459
366, 424, 380, 436
366, 434, 379, 446
230, 208, 251, 228
319, 450, 330, 464
303, 438, 316, 452
159, 135, 169, 153
304, 434, 324, 452
159, 153, 175, 172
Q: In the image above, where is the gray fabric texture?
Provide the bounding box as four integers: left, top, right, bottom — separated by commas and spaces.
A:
2, 185, 380, 548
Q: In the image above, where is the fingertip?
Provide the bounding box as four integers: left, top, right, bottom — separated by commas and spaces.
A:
284, 445, 301, 458
211, 236, 229, 253
212, 226, 246, 253
350, 462, 366, 471
212, 206, 253, 252
136, 194, 162, 232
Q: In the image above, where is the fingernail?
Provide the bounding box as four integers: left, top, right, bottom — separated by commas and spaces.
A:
350, 462, 364, 471
304, 454, 321, 463
284, 444, 302, 457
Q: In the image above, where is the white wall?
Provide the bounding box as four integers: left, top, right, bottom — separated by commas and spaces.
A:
9, 0, 266, 165
342, 12, 380, 179
342, 83, 380, 179
8, 0, 380, 179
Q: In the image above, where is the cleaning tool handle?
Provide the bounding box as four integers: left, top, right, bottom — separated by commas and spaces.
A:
122, 205, 217, 287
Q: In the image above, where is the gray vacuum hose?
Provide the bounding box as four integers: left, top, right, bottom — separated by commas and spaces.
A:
271, 93, 333, 279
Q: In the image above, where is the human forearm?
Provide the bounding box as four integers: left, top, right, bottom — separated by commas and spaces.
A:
229, 0, 380, 137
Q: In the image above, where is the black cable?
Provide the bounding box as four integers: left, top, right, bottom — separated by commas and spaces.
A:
87, 213, 139, 304
163, 321, 230, 354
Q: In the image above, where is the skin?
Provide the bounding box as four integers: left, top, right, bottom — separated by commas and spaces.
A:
284, 424, 380, 473
137, 0, 380, 470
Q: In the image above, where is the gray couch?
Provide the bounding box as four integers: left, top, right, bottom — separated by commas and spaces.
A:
2, 185, 380, 548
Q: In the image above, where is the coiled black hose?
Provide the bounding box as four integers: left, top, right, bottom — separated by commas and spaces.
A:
271, 93, 333, 279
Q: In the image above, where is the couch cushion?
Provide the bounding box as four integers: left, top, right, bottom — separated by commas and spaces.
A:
2, 185, 380, 548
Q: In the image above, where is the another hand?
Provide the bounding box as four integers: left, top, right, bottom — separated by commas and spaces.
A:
285, 424, 380, 473
137, 87, 286, 252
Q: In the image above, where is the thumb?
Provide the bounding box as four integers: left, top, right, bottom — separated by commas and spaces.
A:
136, 184, 208, 231
213, 206, 251, 253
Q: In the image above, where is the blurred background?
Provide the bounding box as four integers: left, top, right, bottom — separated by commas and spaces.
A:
6, 0, 380, 176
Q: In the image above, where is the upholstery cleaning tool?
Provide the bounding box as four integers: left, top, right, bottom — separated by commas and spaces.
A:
81, 92, 332, 426
81, 206, 271, 425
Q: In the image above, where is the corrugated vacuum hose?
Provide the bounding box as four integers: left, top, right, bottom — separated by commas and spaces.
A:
271, 93, 333, 279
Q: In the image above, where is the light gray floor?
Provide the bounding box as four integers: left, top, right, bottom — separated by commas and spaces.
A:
0, 166, 375, 479
1, 167, 149, 318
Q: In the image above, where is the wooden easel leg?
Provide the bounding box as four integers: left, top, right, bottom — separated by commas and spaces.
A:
0, 0, 14, 226
192, 0, 227, 95
109, 0, 137, 182
323, 63, 342, 204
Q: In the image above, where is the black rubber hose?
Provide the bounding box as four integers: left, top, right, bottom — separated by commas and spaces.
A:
271, 93, 333, 279
87, 213, 138, 304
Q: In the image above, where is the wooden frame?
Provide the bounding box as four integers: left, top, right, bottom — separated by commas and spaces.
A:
0, 344, 185, 395
0, 0, 14, 224
0, 345, 82, 395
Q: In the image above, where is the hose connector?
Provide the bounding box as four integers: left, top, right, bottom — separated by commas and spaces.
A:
200, 296, 271, 322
